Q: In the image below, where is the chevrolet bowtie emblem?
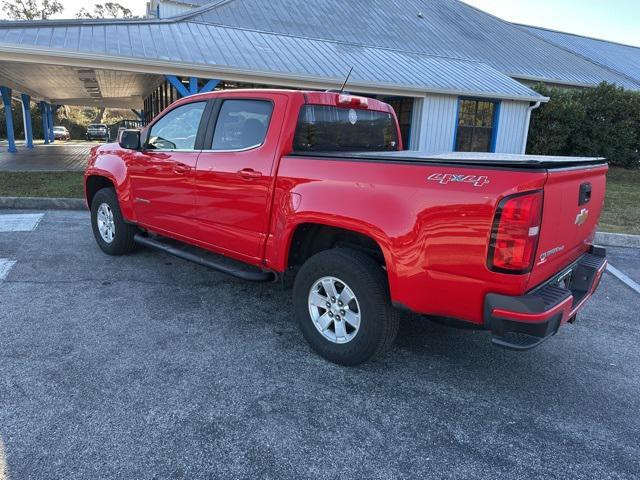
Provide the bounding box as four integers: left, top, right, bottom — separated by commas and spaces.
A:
575, 208, 589, 226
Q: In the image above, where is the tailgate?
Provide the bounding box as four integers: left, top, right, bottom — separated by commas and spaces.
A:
528, 164, 608, 288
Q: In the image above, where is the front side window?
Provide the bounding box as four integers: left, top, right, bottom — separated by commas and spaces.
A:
455, 99, 497, 152
147, 101, 205, 150
211, 99, 273, 151
293, 105, 398, 152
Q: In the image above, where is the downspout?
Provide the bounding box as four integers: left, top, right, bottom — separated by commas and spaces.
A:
521, 101, 541, 154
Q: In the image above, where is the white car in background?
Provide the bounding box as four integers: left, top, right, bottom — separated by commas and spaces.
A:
53, 126, 70, 141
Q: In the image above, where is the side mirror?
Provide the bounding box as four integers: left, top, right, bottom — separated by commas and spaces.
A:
119, 129, 141, 150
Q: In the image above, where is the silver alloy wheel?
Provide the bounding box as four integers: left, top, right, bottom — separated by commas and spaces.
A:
308, 276, 361, 344
96, 202, 116, 243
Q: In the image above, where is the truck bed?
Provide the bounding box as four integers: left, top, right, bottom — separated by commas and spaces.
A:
279, 149, 607, 322
289, 151, 606, 169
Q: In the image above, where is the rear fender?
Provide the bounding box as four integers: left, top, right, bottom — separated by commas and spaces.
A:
265, 207, 399, 300
282, 214, 393, 268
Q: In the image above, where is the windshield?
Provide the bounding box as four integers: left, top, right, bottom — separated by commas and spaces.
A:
53, 127, 65, 132
88, 124, 107, 129
293, 105, 399, 152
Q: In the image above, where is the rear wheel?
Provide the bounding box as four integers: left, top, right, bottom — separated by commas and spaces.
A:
293, 248, 399, 365
90, 188, 136, 255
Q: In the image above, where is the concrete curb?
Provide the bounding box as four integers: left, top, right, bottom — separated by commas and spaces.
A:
595, 232, 640, 248
0, 196, 85, 210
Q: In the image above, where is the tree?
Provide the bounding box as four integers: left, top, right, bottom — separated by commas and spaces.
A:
1, 0, 63, 20
75, 2, 134, 19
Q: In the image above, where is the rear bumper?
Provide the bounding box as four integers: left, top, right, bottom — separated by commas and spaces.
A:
484, 246, 607, 350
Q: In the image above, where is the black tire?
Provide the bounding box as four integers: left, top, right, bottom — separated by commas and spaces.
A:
90, 187, 136, 255
293, 248, 399, 365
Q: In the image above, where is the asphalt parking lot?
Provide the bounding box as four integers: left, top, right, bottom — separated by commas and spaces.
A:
1, 210, 639, 480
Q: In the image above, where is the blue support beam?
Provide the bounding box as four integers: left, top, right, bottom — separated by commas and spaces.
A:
164, 75, 220, 98
45, 103, 52, 143
47, 104, 58, 143
188, 77, 198, 95
165, 75, 190, 98
199, 79, 220, 94
45, 103, 51, 143
39, 101, 50, 144
1, 86, 17, 153
20, 93, 34, 149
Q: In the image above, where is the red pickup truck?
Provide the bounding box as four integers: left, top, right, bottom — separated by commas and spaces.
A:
85, 89, 607, 365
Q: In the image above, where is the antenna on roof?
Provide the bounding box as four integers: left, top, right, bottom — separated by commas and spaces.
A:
338, 66, 354, 93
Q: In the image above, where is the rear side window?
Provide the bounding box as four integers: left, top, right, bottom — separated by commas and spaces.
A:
293, 105, 398, 152
147, 101, 205, 150
211, 99, 273, 151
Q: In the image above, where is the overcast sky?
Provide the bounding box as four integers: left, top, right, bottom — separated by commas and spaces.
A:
4, 0, 639, 48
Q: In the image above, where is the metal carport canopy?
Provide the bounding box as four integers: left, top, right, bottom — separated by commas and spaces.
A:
0, 61, 159, 108
0, 18, 548, 105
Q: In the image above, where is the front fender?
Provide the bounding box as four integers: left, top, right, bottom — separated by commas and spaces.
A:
84, 145, 137, 222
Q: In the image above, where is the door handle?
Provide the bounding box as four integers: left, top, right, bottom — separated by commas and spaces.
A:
237, 168, 262, 179
173, 163, 191, 174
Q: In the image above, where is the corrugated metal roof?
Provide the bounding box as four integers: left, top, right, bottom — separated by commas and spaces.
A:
182, 0, 640, 89
0, 20, 546, 101
2, 0, 636, 101
171, 0, 214, 6
520, 24, 640, 85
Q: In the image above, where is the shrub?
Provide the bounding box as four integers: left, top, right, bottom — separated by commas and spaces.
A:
528, 82, 640, 169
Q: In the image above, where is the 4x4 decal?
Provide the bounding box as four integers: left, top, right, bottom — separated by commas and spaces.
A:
427, 173, 490, 187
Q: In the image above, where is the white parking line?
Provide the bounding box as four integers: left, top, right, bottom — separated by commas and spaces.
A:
0, 259, 16, 281
607, 264, 640, 295
0, 436, 8, 480
0, 213, 44, 233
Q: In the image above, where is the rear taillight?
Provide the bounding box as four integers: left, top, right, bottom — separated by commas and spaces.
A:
488, 190, 543, 274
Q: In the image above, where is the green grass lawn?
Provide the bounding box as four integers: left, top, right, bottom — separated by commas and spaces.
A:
599, 167, 640, 235
0, 167, 638, 234
0, 171, 84, 198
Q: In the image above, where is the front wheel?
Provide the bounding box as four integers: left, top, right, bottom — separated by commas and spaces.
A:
293, 248, 399, 365
90, 188, 136, 255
